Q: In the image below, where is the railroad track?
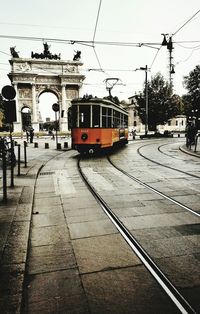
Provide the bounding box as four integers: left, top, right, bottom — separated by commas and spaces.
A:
137, 143, 200, 180
78, 155, 198, 314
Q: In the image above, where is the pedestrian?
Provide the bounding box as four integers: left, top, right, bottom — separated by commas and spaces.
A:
29, 128, 34, 143
186, 121, 197, 147
131, 129, 136, 140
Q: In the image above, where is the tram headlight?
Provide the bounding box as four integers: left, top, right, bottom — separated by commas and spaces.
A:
81, 133, 88, 141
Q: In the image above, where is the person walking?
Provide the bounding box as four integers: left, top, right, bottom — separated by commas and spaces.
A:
29, 128, 34, 143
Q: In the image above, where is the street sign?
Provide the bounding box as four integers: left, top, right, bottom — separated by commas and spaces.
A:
52, 103, 59, 112
1, 85, 16, 100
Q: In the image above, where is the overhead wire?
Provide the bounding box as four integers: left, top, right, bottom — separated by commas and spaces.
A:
172, 9, 200, 36
169, 9, 200, 71
1, 9, 200, 96
91, 0, 107, 77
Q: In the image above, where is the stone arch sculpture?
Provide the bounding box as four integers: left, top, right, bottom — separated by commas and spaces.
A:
8, 56, 85, 132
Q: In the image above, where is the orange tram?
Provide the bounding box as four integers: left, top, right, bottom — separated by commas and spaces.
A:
71, 97, 129, 154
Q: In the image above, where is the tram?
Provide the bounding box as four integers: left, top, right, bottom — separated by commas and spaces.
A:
71, 96, 129, 154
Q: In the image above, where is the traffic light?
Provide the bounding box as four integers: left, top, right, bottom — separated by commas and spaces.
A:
3, 100, 17, 123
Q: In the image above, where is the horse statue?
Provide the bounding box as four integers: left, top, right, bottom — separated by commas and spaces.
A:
10, 47, 19, 58
31, 42, 61, 60
73, 50, 81, 61
43, 42, 51, 58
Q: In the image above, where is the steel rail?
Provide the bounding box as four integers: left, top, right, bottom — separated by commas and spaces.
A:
78, 157, 196, 314
108, 155, 200, 218
137, 144, 200, 179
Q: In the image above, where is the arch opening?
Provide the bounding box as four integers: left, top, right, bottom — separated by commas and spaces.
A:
38, 92, 58, 131
21, 106, 31, 131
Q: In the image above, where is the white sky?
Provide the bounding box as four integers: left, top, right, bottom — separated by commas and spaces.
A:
0, 0, 200, 120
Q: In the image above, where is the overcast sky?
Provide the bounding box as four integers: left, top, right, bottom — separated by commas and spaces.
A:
0, 0, 200, 119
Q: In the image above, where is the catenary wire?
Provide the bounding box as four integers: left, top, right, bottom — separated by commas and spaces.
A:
172, 9, 200, 36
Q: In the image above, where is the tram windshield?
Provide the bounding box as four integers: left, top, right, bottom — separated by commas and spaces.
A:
79, 105, 90, 127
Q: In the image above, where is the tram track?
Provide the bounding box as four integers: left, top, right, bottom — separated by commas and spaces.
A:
108, 155, 200, 218
78, 156, 197, 314
137, 143, 200, 179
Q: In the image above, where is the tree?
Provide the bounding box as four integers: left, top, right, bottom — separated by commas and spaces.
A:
183, 65, 200, 127
135, 73, 181, 131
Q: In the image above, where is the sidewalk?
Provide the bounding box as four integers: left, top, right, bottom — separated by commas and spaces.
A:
0, 138, 69, 313
179, 144, 200, 158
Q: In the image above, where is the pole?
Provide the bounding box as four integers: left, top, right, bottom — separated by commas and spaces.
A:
145, 65, 148, 136
17, 144, 21, 176
9, 126, 14, 188
2, 149, 7, 203
55, 111, 58, 147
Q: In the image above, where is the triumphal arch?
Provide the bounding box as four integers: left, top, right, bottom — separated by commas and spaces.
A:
8, 44, 85, 132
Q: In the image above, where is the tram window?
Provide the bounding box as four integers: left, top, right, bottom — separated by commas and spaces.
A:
92, 105, 100, 127
102, 107, 112, 128
102, 116, 106, 127
79, 105, 90, 127
124, 115, 128, 127
108, 117, 112, 127
114, 111, 120, 127
102, 107, 106, 115
120, 113, 123, 127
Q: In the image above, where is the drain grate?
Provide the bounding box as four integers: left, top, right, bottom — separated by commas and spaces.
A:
40, 171, 55, 176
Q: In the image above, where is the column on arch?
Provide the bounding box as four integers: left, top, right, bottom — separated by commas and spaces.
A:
60, 84, 68, 131
32, 84, 37, 122
13, 82, 20, 123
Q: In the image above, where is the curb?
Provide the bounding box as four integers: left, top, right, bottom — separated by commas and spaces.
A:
179, 145, 200, 158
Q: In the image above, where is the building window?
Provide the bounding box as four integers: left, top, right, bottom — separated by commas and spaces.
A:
134, 121, 137, 127
176, 120, 178, 126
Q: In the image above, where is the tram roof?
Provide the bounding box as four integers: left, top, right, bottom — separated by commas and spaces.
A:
71, 97, 128, 114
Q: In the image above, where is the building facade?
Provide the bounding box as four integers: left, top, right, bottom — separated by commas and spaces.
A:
127, 96, 186, 134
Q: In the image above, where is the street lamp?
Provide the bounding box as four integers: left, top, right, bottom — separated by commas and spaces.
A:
135, 65, 148, 135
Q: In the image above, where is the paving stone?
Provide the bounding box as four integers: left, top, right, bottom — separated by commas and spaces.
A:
69, 219, 117, 239
31, 225, 71, 247
28, 243, 76, 275
156, 254, 200, 287
81, 266, 178, 314
73, 233, 141, 273
24, 269, 88, 313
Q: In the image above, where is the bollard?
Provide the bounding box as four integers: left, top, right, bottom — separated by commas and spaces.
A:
57, 143, 61, 150
64, 142, 68, 149
24, 141, 27, 168
17, 144, 21, 176
45, 143, 49, 149
34, 142, 38, 148
2, 150, 7, 203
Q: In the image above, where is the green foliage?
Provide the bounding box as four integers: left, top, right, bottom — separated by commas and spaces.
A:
135, 73, 181, 131
183, 65, 200, 117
